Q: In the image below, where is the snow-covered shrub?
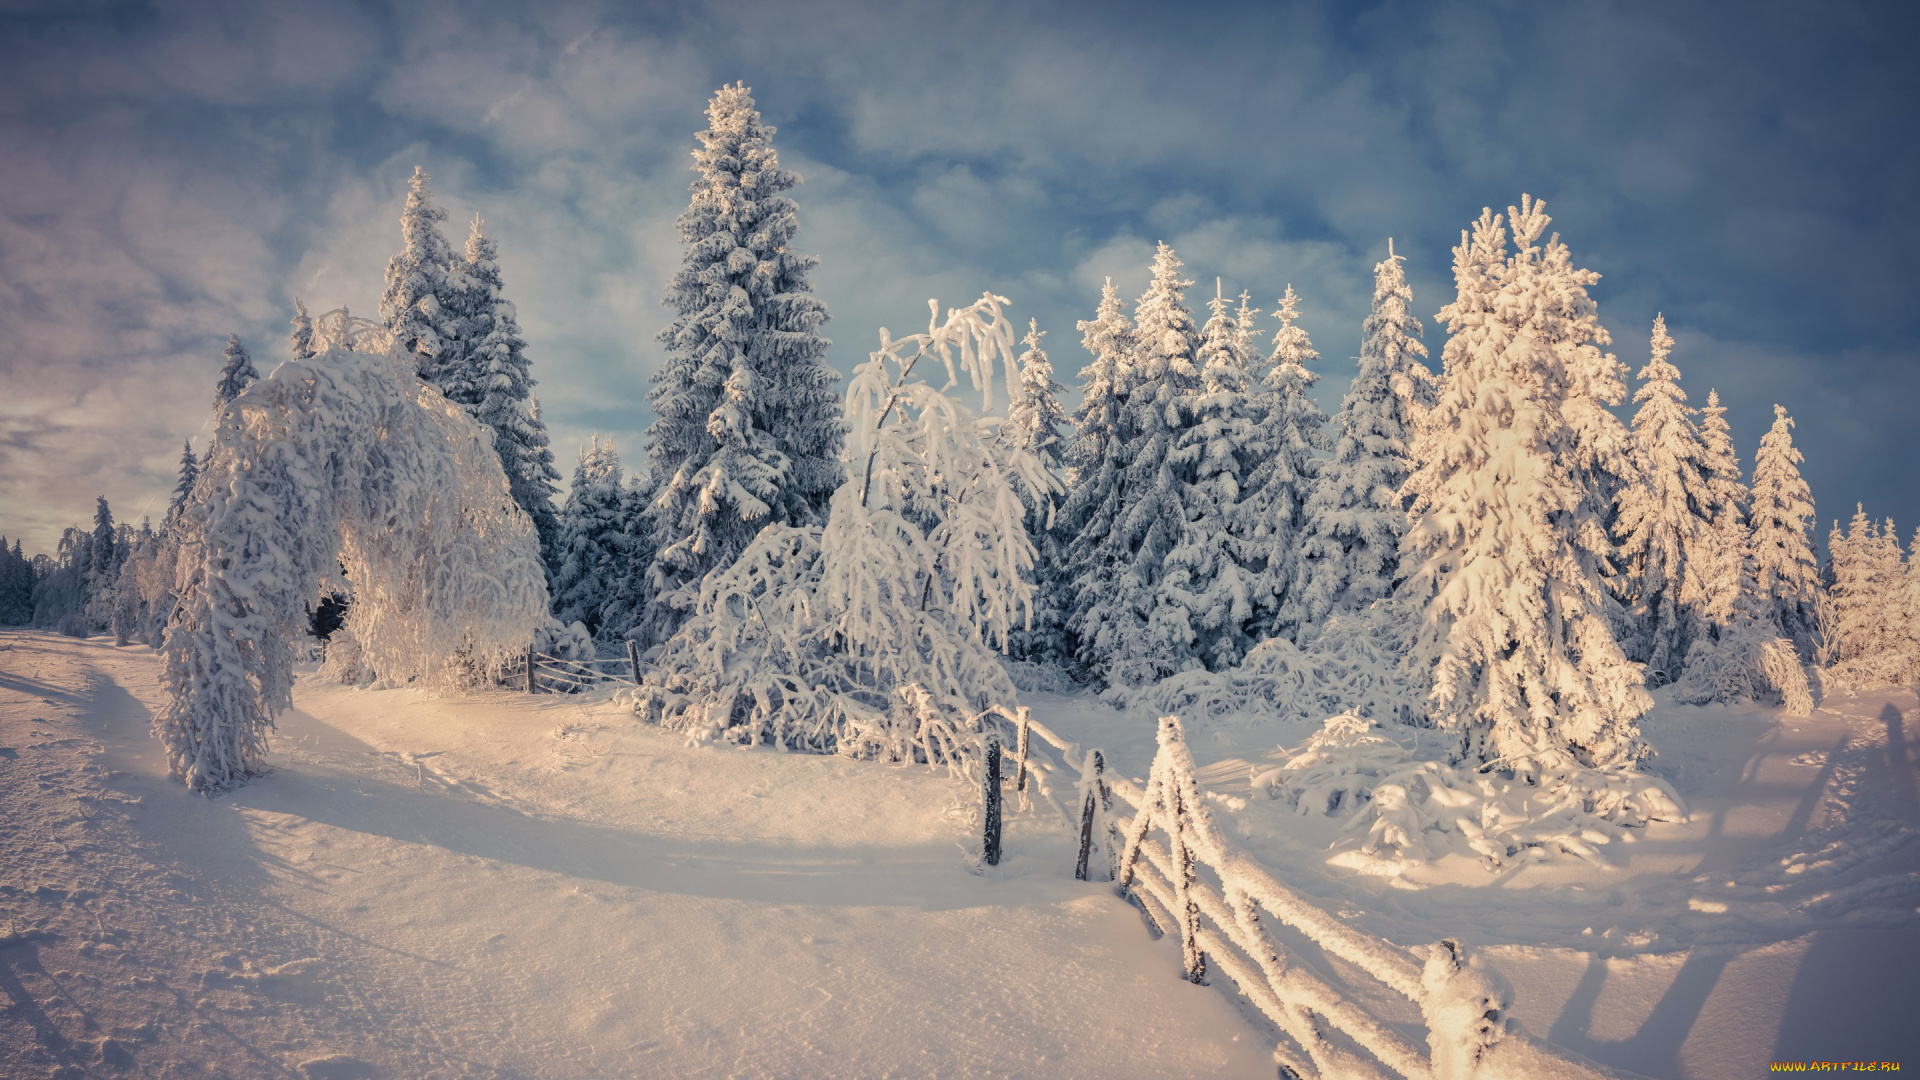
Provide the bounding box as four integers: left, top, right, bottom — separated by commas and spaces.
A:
1671, 627, 1813, 714
535, 617, 595, 663
157, 313, 549, 791
1252, 714, 1687, 870
1111, 602, 1420, 727
636, 294, 1047, 756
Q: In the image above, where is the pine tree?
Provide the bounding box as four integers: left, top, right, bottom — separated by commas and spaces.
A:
1053, 279, 1137, 673
1748, 404, 1821, 649
1401, 197, 1649, 770
212, 335, 259, 409
1294, 242, 1430, 629
380, 166, 465, 386
166, 440, 199, 531
550, 436, 629, 637
641, 83, 844, 646
1695, 389, 1751, 632
1825, 508, 1911, 683
1001, 320, 1069, 663
457, 216, 562, 573
290, 299, 315, 361
1253, 285, 1332, 639
1070, 242, 1202, 687
1163, 281, 1264, 669
1615, 315, 1718, 684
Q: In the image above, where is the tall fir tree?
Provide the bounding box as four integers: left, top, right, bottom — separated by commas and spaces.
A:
1069, 242, 1202, 687
1748, 404, 1821, 649
1294, 242, 1430, 629
641, 83, 844, 646
1694, 389, 1751, 632
289, 299, 315, 360
1615, 315, 1718, 684
1401, 197, 1649, 770
457, 216, 563, 574
212, 335, 259, 409
380, 166, 465, 387
1825, 507, 1910, 682
1001, 320, 1069, 662
1163, 282, 1264, 669
1255, 285, 1331, 639
550, 436, 630, 637
1053, 279, 1137, 672
166, 440, 199, 531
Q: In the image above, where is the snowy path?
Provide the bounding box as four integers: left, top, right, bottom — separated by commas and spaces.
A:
0, 631, 1274, 1079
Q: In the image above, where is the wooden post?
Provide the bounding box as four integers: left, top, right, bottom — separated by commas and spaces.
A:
1014, 707, 1031, 793
526, 644, 537, 694
1075, 749, 1107, 881
1170, 777, 1206, 984
981, 733, 1002, 867
626, 639, 643, 685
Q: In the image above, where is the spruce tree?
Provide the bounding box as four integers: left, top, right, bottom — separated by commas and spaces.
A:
212, 335, 259, 409
380, 166, 464, 386
1054, 278, 1136, 672
458, 217, 562, 572
1695, 389, 1751, 632
550, 436, 629, 637
1825, 508, 1910, 682
1748, 404, 1821, 649
641, 83, 844, 646
1070, 242, 1202, 687
1002, 320, 1069, 663
290, 299, 315, 360
1255, 285, 1331, 639
166, 440, 199, 531
1164, 282, 1264, 669
1615, 315, 1717, 684
1294, 242, 1430, 628
1402, 197, 1649, 770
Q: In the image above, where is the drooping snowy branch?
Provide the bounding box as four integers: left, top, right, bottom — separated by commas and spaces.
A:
156, 328, 548, 791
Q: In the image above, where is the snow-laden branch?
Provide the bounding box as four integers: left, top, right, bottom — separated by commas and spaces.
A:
155, 327, 548, 791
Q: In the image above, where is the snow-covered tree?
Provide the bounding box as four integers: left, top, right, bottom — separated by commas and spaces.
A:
1256, 286, 1332, 639
641, 83, 845, 647
290, 298, 315, 361
157, 311, 547, 792
212, 334, 259, 409
1694, 389, 1750, 632
1293, 242, 1431, 629
1001, 319, 1069, 662
1069, 243, 1202, 687
1824, 507, 1911, 685
640, 293, 1047, 754
165, 440, 199, 530
1053, 279, 1136, 672
456, 217, 562, 571
1401, 197, 1649, 771
1615, 315, 1718, 684
1162, 282, 1264, 670
1748, 404, 1821, 650
549, 435, 629, 637
380, 166, 465, 386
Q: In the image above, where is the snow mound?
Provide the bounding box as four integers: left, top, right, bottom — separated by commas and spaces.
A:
1252, 714, 1688, 872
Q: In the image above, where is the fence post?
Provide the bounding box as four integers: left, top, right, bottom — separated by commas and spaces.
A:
525, 643, 537, 694
1014, 707, 1031, 793
626, 639, 642, 685
1168, 765, 1206, 985
981, 732, 1002, 866
1076, 749, 1107, 881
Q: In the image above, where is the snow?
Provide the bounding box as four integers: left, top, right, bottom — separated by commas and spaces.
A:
2, 630, 1280, 1078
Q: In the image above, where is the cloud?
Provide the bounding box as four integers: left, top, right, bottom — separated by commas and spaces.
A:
1, 0, 1916, 554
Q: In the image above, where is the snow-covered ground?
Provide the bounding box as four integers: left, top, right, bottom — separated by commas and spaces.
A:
4, 628, 1917, 1078
0, 630, 1272, 1079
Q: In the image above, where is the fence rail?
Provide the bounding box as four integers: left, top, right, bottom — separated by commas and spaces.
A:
973, 704, 1631, 1080
501, 640, 645, 695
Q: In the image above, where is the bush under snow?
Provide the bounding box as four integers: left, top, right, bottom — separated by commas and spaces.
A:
1252, 714, 1687, 872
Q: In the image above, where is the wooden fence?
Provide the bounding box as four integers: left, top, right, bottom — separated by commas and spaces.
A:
974, 705, 1632, 1080
501, 640, 645, 695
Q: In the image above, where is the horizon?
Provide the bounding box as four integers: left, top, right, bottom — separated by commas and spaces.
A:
3, 0, 1916, 554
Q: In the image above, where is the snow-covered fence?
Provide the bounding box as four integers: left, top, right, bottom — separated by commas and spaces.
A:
504, 642, 645, 694
1095, 715, 1629, 1080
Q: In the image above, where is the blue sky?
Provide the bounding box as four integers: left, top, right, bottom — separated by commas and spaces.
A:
2, 0, 1915, 554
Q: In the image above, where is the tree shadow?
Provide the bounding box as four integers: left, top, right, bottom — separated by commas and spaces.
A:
1877, 702, 1917, 816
